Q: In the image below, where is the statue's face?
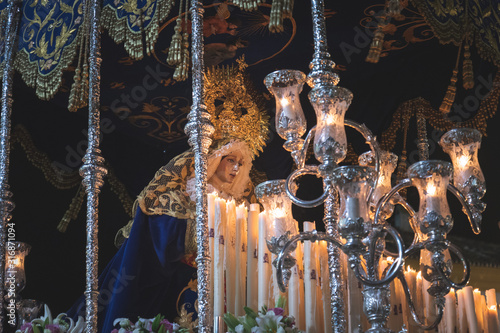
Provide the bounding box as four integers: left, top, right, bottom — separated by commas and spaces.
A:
214, 151, 244, 184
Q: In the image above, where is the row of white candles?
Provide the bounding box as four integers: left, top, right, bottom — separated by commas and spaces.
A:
207, 194, 500, 332
208, 194, 332, 331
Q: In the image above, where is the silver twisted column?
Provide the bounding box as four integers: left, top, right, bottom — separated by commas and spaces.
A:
323, 187, 346, 332
185, 0, 215, 332
79, 0, 107, 331
0, 0, 22, 329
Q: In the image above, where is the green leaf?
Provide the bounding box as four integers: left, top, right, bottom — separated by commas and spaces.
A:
223, 313, 241, 331
43, 317, 49, 327
243, 314, 258, 328
243, 306, 258, 319
276, 295, 286, 309
32, 325, 42, 333
158, 324, 166, 333
152, 314, 163, 331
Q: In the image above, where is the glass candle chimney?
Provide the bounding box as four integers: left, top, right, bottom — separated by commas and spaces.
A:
331, 166, 375, 254
408, 161, 453, 248
255, 179, 297, 240
439, 128, 486, 211
264, 70, 307, 152
309, 86, 353, 169
359, 150, 398, 221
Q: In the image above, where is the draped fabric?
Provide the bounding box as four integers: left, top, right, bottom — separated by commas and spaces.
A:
412, 0, 500, 65
67, 208, 198, 333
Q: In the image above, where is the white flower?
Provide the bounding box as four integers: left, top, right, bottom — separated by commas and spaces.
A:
235, 324, 245, 333
255, 310, 283, 331
113, 318, 132, 328
277, 327, 286, 333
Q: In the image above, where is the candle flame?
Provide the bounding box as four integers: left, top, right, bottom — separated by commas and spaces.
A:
426, 184, 437, 196
280, 97, 290, 107
458, 155, 469, 168
273, 208, 287, 218
490, 305, 497, 311
417, 271, 422, 279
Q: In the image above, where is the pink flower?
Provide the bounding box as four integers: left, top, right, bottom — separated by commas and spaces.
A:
111, 330, 119, 333
268, 307, 284, 316
44, 324, 61, 333
20, 322, 33, 333
160, 319, 174, 331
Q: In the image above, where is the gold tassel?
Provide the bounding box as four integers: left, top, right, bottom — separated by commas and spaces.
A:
269, 0, 284, 33
386, 0, 403, 20
439, 69, 458, 114
174, 31, 190, 81
167, 18, 183, 66
283, 0, 294, 18
78, 62, 89, 104
366, 28, 385, 63
463, 43, 474, 89
68, 68, 82, 112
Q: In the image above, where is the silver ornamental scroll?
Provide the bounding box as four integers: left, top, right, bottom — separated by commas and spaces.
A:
0, 0, 22, 329
79, 0, 107, 331
184, 0, 215, 332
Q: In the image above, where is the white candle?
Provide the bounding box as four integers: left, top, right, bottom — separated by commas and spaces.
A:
246, 203, 260, 310
303, 221, 317, 333
257, 211, 271, 309
488, 306, 499, 333
315, 241, 324, 333
319, 241, 332, 333
443, 289, 456, 333
213, 198, 226, 317
207, 193, 216, 316
463, 286, 479, 333
473, 288, 484, 332
225, 200, 237, 314
296, 241, 306, 331
456, 289, 467, 332
234, 204, 247, 316
347, 257, 363, 332
271, 216, 289, 305
486, 289, 499, 333
416, 271, 425, 333
403, 266, 417, 333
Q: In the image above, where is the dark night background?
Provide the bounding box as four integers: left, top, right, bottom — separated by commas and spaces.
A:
4, 0, 500, 324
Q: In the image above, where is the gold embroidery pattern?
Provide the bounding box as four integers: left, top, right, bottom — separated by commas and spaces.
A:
14, 0, 84, 100
128, 96, 191, 143
137, 150, 196, 219
175, 279, 198, 331
101, 0, 175, 59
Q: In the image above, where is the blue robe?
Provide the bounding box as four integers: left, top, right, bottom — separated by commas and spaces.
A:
68, 208, 197, 332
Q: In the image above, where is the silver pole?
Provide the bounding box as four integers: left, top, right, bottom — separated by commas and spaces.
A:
185, 0, 215, 332
308, 0, 345, 330
0, 0, 22, 329
323, 188, 346, 332
79, 0, 107, 331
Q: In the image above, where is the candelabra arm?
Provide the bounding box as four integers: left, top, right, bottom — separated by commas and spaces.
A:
374, 179, 412, 225
291, 126, 316, 169
276, 231, 343, 292
434, 242, 471, 289
345, 120, 381, 205
285, 165, 330, 208
447, 183, 481, 234
383, 198, 420, 258
352, 224, 404, 286
397, 272, 445, 330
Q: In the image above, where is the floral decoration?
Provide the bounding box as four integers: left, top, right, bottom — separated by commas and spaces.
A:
16, 304, 84, 333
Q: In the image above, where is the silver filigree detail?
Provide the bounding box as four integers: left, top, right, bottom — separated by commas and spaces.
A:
264, 70, 306, 91
407, 160, 453, 179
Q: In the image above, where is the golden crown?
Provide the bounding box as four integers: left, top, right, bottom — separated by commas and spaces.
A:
204, 57, 269, 158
